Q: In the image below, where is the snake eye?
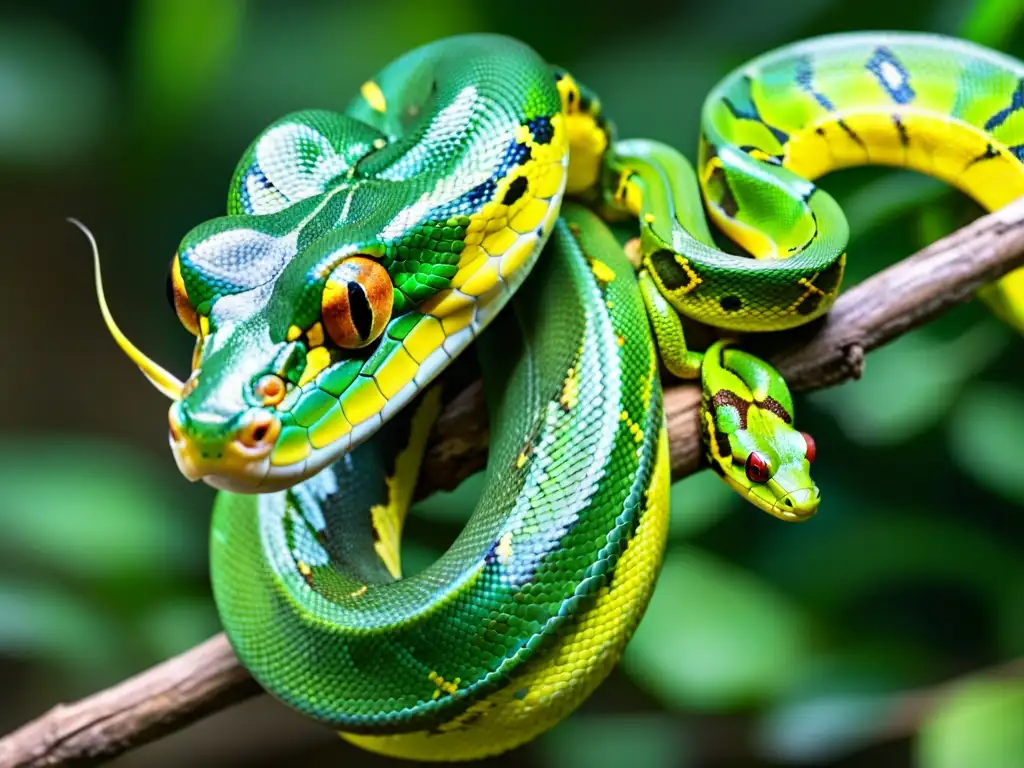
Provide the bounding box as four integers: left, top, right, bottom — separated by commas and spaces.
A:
322, 256, 393, 349
254, 374, 287, 407
801, 432, 816, 463
166, 254, 200, 336
745, 451, 771, 484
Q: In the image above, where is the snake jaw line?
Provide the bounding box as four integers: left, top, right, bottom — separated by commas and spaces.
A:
68, 216, 185, 401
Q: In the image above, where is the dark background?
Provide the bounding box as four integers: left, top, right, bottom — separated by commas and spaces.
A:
1, 1, 1022, 766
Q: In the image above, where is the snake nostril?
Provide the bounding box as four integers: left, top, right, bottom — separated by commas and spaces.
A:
236, 411, 281, 452
784, 497, 793, 507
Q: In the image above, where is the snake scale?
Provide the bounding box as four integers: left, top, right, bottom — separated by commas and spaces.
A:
80, 31, 1024, 760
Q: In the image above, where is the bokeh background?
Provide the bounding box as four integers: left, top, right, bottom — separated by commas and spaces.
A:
1, 0, 1023, 766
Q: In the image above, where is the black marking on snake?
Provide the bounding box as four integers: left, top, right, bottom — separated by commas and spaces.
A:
507, 141, 533, 168
701, 134, 718, 162
893, 114, 910, 147
424, 135, 534, 220
816, 257, 845, 294
714, 430, 732, 460
239, 165, 278, 215
837, 119, 866, 149
866, 47, 915, 104
502, 176, 528, 205
708, 456, 726, 476
496, 140, 533, 179
164, 266, 176, 313
650, 249, 691, 291
984, 78, 1024, 132
719, 295, 743, 312
347, 282, 373, 340
616, 170, 638, 204
795, 55, 837, 111
1011, 144, 1024, 162
706, 163, 739, 217
527, 116, 555, 145
760, 396, 793, 424
721, 76, 790, 146
967, 142, 1001, 168
796, 291, 824, 316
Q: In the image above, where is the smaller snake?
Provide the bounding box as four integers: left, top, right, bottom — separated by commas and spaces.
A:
75, 29, 1024, 761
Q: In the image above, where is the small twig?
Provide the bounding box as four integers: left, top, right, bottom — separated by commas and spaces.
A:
5, 197, 1024, 767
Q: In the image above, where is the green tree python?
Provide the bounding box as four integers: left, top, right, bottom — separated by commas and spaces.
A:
77, 31, 1024, 761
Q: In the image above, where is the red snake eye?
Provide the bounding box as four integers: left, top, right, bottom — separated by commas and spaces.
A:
801, 432, 816, 463
745, 451, 771, 483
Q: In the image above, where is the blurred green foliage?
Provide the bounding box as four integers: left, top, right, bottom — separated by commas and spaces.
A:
0, 1, 1022, 766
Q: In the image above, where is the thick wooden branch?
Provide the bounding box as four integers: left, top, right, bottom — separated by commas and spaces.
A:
4, 197, 1024, 767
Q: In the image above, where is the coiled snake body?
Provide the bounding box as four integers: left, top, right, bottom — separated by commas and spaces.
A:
84, 31, 1024, 761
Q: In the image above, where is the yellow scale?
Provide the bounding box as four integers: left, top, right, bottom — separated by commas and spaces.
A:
268, 71, 625, 470
269, 109, 571, 469
694, 59, 1024, 329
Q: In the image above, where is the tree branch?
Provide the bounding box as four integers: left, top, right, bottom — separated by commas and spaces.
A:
5, 197, 1024, 767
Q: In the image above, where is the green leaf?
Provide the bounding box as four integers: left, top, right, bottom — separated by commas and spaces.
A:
808, 323, 1005, 447
0, 21, 111, 167
540, 714, 689, 768
948, 383, 1024, 504
0, 436, 199, 580
669, 470, 738, 539
916, 678, 1024, 768
622, 547, 807, 710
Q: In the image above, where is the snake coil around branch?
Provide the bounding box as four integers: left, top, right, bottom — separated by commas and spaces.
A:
3, 197, 1024, 768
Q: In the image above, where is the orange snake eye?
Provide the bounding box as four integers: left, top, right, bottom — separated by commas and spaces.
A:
254, 373, 287, 407
321, 256, 394, 349
166, 254, 200, 336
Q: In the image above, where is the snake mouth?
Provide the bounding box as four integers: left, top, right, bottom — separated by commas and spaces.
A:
770, 486, 820, 521
168, 405, 281, 493
720, 472, 820, 522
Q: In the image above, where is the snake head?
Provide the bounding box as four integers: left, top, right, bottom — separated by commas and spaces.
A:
160, 212, 412, 493
700, 340, 819, 521
81, 97, 565, 493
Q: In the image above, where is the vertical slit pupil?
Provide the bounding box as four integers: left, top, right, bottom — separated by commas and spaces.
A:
347, 281, 373, 340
